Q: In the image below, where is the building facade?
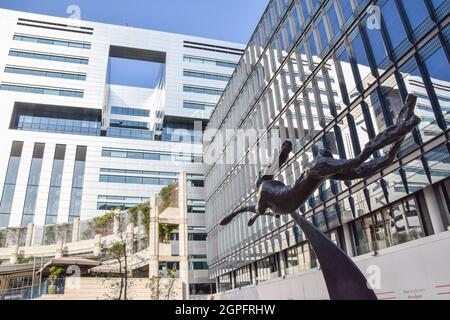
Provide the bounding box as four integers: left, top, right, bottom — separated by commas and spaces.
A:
205, 0, 450, 299
0, 8, 243, 295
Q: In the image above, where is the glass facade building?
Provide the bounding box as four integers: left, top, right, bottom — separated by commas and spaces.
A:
205, 0, 450, 292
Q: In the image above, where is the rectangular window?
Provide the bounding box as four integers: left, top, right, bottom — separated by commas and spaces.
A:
9, 50, 88, 64
110, 119, 148, 130
183, 70, 230, 82
188, 233, 207, 241
106, 127, 153, 141
111, 106, 149, 117
0, 83, 83, 98
0, 142, 24, 227
183, 85, 223, 96
69, 146, 87, 221
45, 145, 66, 224
381, 0, 409, 57
12, 103, 101, 136
183, 55, 236, 68
21, 143, 45, 226
5, 66, 86, 81
97, 195, 147, 211
101, 148, 201, 163
183, 101, 215, 112
351, 195, 427, 255
13, 34, 91, 49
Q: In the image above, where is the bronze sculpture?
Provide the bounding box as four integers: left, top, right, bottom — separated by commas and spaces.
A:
219, 94, 421, 300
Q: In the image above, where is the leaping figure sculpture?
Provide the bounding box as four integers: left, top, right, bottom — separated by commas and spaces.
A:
219, 94, 421, 300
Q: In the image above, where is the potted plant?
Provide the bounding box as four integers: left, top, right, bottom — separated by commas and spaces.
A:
47, 266, 64, 294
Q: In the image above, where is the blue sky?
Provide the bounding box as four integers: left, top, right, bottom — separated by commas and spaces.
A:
0, 0, 268, 43
1, 0, 268, 87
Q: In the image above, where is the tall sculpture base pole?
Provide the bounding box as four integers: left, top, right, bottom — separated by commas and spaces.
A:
290, 211, 378, 300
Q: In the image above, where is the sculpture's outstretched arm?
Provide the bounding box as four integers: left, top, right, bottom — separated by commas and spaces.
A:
220, 206, 256, 226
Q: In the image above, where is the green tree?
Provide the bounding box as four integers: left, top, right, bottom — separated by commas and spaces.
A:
96, 210, 131, 300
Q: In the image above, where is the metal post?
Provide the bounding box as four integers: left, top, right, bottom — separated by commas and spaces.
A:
30, 256, 36, 299
38, 254, 43, 295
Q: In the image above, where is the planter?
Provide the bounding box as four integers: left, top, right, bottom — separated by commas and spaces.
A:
48, 284, 57, 294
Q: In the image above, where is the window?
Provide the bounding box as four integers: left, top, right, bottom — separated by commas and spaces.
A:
352, 195, 427, 255
99, 170, 177, 186
21, 143, 45, 226
256, 254, 279, 282
398, 56, 443, 144
5, 67, 86, 80
189, 261, 208, 270
0, 84, 83, 98
183, 85, 223, 96
381, 0, 408, 55
183, 101, 215, 112
187, 199, 205, 214
218, 274, 232, 292
188, 233, 207, 241
102, 148, 201, 163
97, 195, 148, 211
183, 70, 230, 82
162, 120, 203, 144
326, 2, 341, 39
69, 146, 87, 221
349, 29, 375, 92
111, 106, 149, 117
183, 55, 236, 68
106, 127, 153, 141
420, 42, 450, 127
399, 0, 431, 40
338, 0, 354, 23
0, 142, 23, 227
110, 119, 148, 130
9, 50, 88, 64
235, 265, 252, 288
13, 103, 101, 136
45, 145, 66, 224
316, 17, 329, 52
13, 34, 91, 49
363, 14, 391, 74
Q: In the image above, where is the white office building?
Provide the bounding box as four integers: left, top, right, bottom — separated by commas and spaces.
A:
0, 8, 243, 295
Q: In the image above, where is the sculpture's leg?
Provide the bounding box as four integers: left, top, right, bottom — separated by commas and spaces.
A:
290, 211, 378, 300
313, 95, 419, 177
308, 111, 420, 179
220, 206, 256, 226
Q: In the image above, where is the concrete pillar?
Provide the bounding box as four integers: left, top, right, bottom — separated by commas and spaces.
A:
148, 196, 159, 278
424, 186, 445, 234
231, 271, 236, 289
93, 234, 102, 256
278, 251, 287, 277
342, 223, 354, 257
251, 262, 257, 285
113, 215, 120, 234
55, 241, 63, 258
127, 223, 135, 252
178, 171, 189, 299
9, 245, 19, 264
71, 218, 80, 243
25, 223, 34, 247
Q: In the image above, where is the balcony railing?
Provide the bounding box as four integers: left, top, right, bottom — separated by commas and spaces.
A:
0, 278, 65, 300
